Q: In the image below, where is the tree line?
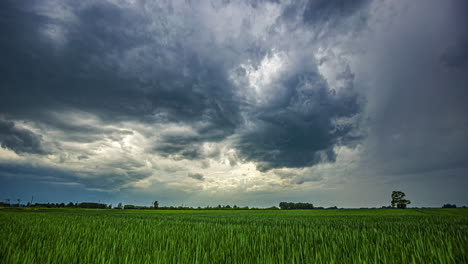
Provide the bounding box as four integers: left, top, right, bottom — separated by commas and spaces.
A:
0, 191, 465, 209
279, 202, 314, 209
0, 202, 111, 209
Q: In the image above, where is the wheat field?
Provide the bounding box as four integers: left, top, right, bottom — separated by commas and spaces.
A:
1, 208, 467, 263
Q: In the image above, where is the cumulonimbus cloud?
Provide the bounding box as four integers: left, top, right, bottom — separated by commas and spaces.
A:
1, 0, 466, 206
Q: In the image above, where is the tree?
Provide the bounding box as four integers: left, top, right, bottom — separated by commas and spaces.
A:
116, 203, 123, 209
391, 191, 411, 209
77, 202, 107, 209
153, 201, 159, 209
442, 204, 456, 208
279, 202, 314, 210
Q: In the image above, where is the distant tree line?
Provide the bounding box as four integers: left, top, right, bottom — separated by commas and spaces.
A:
122, 203, 258, 210
123, 204, 153, 210
279, 202, 314, 210
1, 192, 466, 209
442, 204, 457, 208
30, 202, 111, 209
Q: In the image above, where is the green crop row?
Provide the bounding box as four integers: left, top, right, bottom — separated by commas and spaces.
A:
1, 208, 467, 263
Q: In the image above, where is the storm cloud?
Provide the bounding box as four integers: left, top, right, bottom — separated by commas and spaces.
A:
0, 0, 361, 165
0, 0, 467, 207
0, 119, 46, 154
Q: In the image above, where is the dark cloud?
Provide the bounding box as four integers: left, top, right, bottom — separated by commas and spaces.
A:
153, 124, 231, 160
302, 0, 370, 25
438, 1, 468, 71
274, 169, 323, 185
0, 160, 150, 190
156, 142, 202, 160
0, 0, 362, 170
27, 114, 134, 143
188, 173, 204, 181
237, 72, 360, 171
357, 0, 468, 177
0, 0, 240, 133
0, 120, 46, 154
440, 39, 468, 70
1, 0, 466, 207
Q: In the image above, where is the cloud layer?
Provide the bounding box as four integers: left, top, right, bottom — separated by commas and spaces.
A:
0, 0, 467, 206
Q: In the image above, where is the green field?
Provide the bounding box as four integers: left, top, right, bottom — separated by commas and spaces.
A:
1, 208, 467, 263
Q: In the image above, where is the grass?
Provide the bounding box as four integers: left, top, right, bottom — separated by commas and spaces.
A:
0, 208, 467, 263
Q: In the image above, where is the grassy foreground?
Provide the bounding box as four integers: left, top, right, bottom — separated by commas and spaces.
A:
0, 208, 467, 263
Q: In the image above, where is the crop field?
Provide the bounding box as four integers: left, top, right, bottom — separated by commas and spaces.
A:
1, 208, 467, 263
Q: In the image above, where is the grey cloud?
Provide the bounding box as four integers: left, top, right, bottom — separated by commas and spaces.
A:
77, 155, 88, 160
34, 116, 134, 143
153, 123, 229, 160
188, 173, 204, 181
0, 0, 244, 167
0, 0, 466, 206
356, 0, 468, 178
438, 2, 468, 71
156, 143, 202, 160
200, 160, 210, 169
302, 0, 370, 25
0, 120, 46, 154
440, 39, 468, 70
236, 72, 361, 171
0, 0, 241, 129
274, 169, 323, 185
162, 165, 184, 173
0, 160, 150, 190
0, 0, 366, 172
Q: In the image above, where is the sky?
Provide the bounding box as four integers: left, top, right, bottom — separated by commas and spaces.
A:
1, 0, 467, 208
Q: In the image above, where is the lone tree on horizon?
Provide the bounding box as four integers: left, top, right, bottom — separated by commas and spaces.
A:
391, 191, 411, 209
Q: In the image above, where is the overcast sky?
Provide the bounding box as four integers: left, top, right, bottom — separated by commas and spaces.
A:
1, 0, 467, 208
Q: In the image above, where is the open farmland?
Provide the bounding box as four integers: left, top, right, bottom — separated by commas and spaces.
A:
1, 208, 467, 263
